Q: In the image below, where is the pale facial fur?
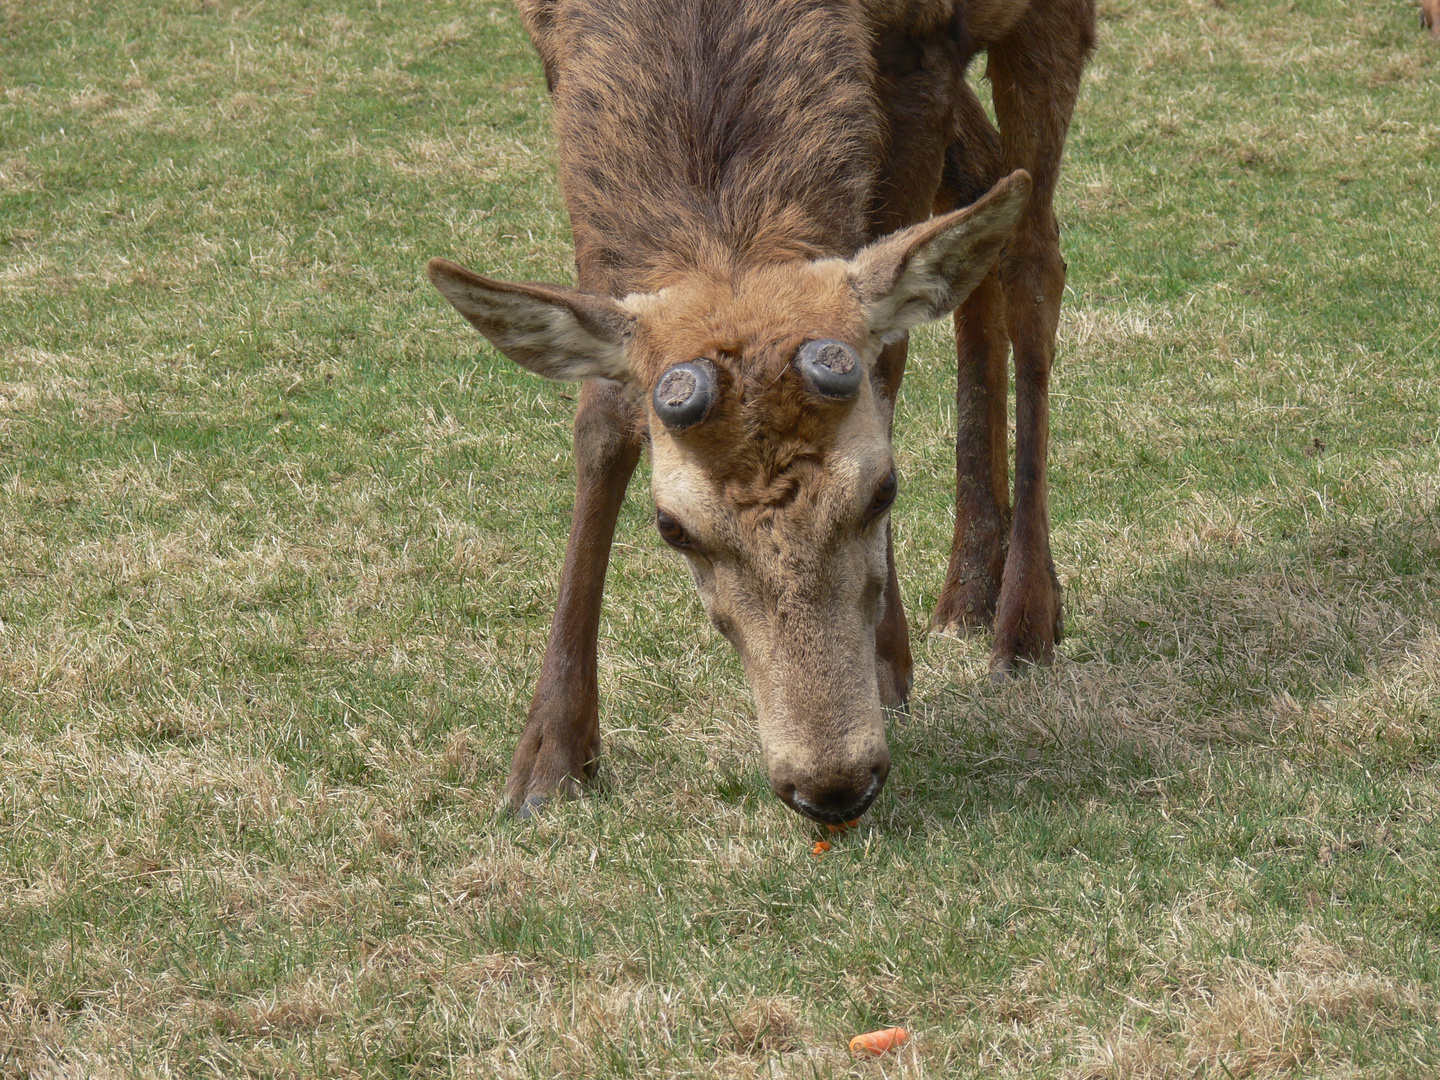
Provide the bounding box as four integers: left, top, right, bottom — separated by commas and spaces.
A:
648, 343, 896, 821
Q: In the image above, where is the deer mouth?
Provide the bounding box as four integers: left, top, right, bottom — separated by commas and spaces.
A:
776, 763, 887, 825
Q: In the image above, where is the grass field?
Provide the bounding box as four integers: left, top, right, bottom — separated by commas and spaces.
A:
3, 0, 1439, 1076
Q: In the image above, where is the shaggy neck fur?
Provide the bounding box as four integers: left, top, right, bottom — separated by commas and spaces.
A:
539, 0, 886, 293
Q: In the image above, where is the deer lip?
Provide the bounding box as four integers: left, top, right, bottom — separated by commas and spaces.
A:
786, 771, 884, 825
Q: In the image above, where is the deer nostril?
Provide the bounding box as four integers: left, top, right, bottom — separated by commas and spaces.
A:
771, 775, 798, 803
868, 760, 889, 792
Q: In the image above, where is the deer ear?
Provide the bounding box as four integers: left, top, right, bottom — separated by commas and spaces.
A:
427, 257, 634, 382
848, 170, 1032, 343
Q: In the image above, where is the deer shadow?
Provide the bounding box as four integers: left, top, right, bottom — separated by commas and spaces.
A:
884, 505, 1439, 828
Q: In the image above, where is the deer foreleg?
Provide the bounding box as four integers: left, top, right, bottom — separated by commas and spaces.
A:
992, 229, 1065, 672
931, 85, 1012, 634
983, 0, 1092, 673
505, 379, 642, 815
934, 269, 1011, 634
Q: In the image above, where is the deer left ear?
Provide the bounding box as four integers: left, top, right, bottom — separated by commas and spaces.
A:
848, 169, 1032, 344
427, 257, 634, 382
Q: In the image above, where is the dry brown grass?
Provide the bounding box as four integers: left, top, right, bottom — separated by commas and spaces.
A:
1073, 924, 1435, 1079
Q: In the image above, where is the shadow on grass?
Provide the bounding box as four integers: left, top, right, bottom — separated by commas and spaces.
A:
888, 505, 1440, 823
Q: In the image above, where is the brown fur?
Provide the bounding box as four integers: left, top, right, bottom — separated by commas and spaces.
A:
627, 270, 869, 509
431, 0, 1096, 817
1423, 0, 1440, 36
527, 0, 883, 292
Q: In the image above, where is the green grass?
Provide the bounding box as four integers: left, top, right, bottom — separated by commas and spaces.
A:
3, 0, 1439, 1076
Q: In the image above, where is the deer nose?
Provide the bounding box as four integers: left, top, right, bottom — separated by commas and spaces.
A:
770, 753, 890, 825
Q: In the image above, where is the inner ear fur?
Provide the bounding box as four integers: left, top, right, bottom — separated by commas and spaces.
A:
427, 257, 635, 382
849, 169, 1032, 343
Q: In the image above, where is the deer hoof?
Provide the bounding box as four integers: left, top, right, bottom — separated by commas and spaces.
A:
931, 577, 1000, 637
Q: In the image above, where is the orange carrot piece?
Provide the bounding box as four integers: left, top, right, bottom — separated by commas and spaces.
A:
826, 818, 863, 834
811, 840, 831, 856
848, 1027, 909, 1056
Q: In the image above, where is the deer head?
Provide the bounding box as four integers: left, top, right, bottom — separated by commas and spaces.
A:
429, 171, 1031, 823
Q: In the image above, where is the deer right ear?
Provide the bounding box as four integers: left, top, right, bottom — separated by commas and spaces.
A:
427, 257, 635, 383
848, 170, 1032, 345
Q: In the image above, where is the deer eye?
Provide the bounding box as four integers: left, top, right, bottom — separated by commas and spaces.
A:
867, 469, 898, 522
656, 508, 694, 550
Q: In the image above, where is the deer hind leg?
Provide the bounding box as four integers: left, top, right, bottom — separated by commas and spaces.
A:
933, 87, 1011, 635
986, 0, 1093, 674
505, 378, 642, 815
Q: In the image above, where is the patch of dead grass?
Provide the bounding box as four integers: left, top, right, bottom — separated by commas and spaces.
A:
1072, 925, 1432, 1079
0, 154, 41, 195
344, 129, 549, 188
714, 995, 805, 1056
1266, 627, 1440, 751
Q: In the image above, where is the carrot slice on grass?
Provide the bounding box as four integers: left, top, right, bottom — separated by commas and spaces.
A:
811, 840, 831, 856
848, 1027, 909, 1055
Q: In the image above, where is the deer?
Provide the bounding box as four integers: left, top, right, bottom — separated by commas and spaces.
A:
428, 0, 1096, 824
